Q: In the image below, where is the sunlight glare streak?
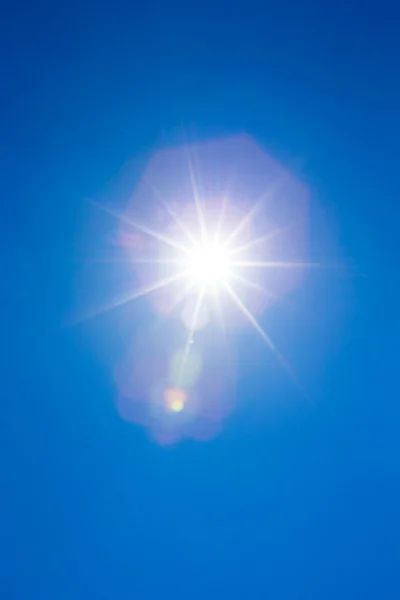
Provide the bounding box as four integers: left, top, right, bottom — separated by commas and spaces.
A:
232, 260, 323, 269
143, 177, 199, 246
211, 284, 227, 334
187, 149, 208, 242
213, 195, 229, 244
229, 271, 280, 301
222, 281, 309, 397
222, 281, 275, 352
83, 270, 191, 322
91, 199, 190, 255
89, 257, 187, 265
177, 286, 206, 387
163, 201, 198, 246
168, 279, 198, 314
229, 222, 300, 258
229, 271, 295, 313
223, 201, 261, 249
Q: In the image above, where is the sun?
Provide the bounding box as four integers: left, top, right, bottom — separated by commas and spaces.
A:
185, 240, 232, 288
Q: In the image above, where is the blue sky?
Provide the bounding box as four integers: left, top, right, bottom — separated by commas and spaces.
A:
1, 1, 400, 598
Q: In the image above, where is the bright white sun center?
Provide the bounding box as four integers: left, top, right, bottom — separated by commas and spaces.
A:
187, 241, 231, 286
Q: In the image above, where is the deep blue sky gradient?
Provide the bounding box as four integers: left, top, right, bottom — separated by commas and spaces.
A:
1, 1, 400, 598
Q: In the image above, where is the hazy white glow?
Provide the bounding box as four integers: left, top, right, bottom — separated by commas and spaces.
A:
186, 240, 231, 287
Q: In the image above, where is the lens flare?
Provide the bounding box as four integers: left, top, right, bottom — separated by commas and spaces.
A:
164, 387, 187, 413
82, 136, 327, 443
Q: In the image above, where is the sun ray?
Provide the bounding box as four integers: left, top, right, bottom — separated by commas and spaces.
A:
222, 280, 309, 398
185, 285, 206, 339
223, 201, 262, 249
232, 260, 324, 269
90, 199, 190, 255
223, 177, 285, 250
213, 195, 229, 244
168, 279, 198, 314
222, 281, 276, 352
177, 285, 206, 387
211, 285, 227, 333
142, 177, 198, 246
229, 271, 296, 313
163, 201, 198, 246
87, 257, 187, 266
229, 271, 281, 301
229, 222, 300, 258
75, 270, 190, 324
186, 149, 208, 242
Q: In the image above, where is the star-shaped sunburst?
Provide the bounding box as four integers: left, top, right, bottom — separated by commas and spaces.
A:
91, 187, 317, 397
78, 132, 342, 409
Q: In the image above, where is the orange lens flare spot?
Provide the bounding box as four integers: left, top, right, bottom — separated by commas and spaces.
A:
164, 387, 187, 412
